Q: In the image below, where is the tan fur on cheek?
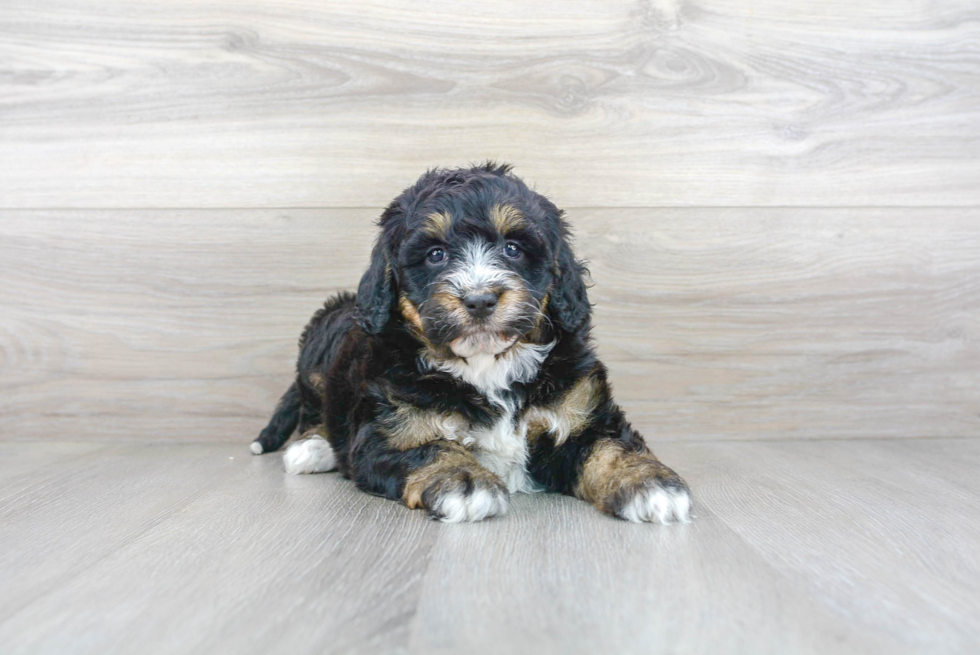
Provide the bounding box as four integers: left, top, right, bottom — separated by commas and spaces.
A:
527, 292, 550, 342
430, 289, 473, 333
494, 287, 532, 324
431, 290, 466, 316
399, 295, 424, 332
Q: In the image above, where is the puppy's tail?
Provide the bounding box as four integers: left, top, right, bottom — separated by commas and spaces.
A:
251, 381, 301, 455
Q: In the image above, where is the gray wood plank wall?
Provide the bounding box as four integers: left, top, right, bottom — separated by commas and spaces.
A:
1, 1, 978, 442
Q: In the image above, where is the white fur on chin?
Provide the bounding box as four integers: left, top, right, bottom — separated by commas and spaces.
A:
450, 332, 518, 358
426, 337, 554, 408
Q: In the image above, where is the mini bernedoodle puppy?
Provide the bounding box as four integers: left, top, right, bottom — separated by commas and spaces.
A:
251, 163, 691, 524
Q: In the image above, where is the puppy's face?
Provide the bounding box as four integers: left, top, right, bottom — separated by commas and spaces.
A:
398, 203, 551, 357
355, 165, 590, 350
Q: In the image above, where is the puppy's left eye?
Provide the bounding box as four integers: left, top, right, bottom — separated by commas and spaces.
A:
503, 242, 522, 259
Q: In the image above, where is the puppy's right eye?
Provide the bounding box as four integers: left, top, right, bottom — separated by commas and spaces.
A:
426, 248, 447, 264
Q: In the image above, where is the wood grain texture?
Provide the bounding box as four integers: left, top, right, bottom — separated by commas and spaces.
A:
0, 441, 441, 654
0, 442, 243, 621
670, 439, 980, 653
1, 0, 978, 208
1, 438, 979, 653
2, 207, 977, 442
407, 491, 897, 655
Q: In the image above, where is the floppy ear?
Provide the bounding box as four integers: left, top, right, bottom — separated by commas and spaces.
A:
550, 236, 591, 334
354, 237, 395, 335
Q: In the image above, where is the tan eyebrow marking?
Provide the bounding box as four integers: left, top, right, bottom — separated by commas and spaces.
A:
490, 204, 526, 235
423, 211, 453, 237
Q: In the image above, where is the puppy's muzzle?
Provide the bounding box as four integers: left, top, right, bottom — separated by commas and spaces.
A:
462, 290, 499, 319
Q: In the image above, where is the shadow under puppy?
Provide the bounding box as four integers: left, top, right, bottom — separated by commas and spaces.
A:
252, 163, 691, 524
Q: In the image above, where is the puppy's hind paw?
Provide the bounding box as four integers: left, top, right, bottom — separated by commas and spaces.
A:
283, 436, 337, 475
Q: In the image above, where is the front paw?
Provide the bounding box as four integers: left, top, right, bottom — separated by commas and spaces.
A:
613, 477, 691, 524
578, 442, 692, 524
406, 466, 510, 523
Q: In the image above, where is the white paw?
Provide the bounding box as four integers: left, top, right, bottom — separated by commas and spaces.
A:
283, 436, 337, 475
431, 485, 509, 523
250, 441, 264, 455
618, 484, 691, 524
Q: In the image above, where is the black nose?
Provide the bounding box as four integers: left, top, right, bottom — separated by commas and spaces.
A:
463, 291, 498, 318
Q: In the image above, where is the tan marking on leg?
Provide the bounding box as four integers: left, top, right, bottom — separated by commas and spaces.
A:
403, 443, 488, 509
423, 211, 453, 238
489, 204, 526, 235
523, 372, 603, 444
574, 440, 678, 512
381, 401, 468, 451
299, 425, 328, 440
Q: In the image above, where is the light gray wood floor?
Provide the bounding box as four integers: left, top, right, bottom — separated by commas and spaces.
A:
1, 437, 978, 654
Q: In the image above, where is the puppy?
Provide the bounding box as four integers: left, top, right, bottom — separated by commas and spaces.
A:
251, 163, 691, 524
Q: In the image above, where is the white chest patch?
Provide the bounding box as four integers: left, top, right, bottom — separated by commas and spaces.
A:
462, 411, 540, 493
421, 340, 555, 493
424, 340, 554, 407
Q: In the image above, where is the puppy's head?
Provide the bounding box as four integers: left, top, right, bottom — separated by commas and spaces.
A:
355, 163, 590, 357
